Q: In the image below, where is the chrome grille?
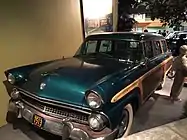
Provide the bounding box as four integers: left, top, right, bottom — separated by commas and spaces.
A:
20, 93, 89, 124
44, 106, 88, 123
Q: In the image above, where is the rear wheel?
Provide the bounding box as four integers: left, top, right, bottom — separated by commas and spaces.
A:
167, 69, 176, 79
117, 104, 133, 138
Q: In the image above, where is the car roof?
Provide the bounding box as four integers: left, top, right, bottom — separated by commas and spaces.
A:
86, 32, 165, 41
178, 32, 187, 35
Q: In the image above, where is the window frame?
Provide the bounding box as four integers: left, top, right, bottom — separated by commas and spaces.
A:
161, 40, 168, 53
99, 40, 112, 53
78, 38, 145, 62
143, 40, 154, 59
152, 40, 162, 57
84, 40, 98, 54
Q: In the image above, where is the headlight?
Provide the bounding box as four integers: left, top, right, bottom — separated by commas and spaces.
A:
86, 92, 103, 109
8, 73, 15, 84
88, 114, 107, 131
10, 89, 20, 100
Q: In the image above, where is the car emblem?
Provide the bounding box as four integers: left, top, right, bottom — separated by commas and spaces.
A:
40, 83, 46, 90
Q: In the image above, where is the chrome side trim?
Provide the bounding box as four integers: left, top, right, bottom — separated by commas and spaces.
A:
16, 87, 92, 113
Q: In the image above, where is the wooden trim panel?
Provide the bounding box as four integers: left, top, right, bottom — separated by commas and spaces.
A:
111, 56, 173, 103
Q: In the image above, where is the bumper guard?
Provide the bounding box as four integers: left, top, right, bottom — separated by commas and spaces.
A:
8, 100, 118, 140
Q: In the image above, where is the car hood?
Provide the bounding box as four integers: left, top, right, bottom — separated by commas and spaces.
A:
20, 57, 133, 106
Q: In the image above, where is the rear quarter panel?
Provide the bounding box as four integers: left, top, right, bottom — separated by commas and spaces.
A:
98, 54, 172, 129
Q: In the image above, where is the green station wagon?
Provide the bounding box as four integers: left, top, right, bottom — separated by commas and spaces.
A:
4, 32, 172, 140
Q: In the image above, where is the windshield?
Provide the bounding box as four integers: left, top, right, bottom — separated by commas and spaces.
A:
75, 39, 144, 63
175, 33, 187, 39
166, 32, 174, 39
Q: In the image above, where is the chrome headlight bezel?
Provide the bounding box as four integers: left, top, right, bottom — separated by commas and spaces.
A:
86, 91, 104, 109
8, 73, 16, 84
88, 113, 108, 131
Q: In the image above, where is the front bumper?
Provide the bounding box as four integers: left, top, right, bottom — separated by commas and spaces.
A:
8, 100, 118, 140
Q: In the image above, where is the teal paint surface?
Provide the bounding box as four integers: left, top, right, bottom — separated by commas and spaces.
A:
4, 32, 169, 129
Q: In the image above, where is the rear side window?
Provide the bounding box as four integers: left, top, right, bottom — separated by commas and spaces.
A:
143, 41, 154, 58
153, 41, 162, 56
114, 40, 144, 62
161, 40, 168, 52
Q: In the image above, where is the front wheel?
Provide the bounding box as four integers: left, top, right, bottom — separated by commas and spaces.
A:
117, 104, 134, 138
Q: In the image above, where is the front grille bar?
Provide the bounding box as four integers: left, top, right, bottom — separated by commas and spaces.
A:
19, 92, 89, 125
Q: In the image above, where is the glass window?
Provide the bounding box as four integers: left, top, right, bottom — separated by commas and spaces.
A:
166, 32, 174, 39
144, 41, 154, 58
154, 41, 162, 56
77, 39, 144, 63
176, 33, 187, 39
161, 40, 168, 52
114, 40, 144, 63
178, 34, 187, 39
84, 40, 97, 54
99, 40, 112, 52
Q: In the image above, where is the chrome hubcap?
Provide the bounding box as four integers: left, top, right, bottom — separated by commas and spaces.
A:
168, 70, 176, 78
117, 109, 129, 138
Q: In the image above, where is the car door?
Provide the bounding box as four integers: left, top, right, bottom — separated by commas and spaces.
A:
151, 40, 165, 86
160, 40, 173, 72
141, 40, 163, 99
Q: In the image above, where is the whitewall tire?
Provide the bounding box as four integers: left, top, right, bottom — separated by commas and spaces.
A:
117, 103, 134, 139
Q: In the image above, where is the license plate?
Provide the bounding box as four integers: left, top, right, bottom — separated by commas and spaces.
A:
33, 114, 45, 128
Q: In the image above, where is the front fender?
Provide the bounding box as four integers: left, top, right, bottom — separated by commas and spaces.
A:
103, 88, 141, 129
